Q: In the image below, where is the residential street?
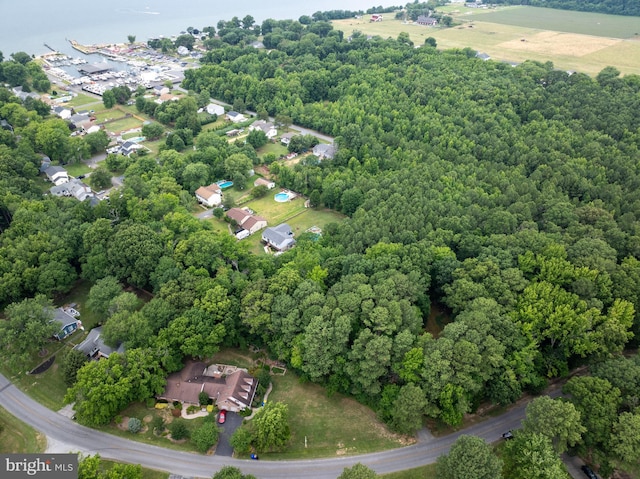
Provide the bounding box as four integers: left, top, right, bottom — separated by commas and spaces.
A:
0, 372, 561, 479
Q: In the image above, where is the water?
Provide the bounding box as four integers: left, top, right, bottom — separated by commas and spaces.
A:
0, 0, 396, 57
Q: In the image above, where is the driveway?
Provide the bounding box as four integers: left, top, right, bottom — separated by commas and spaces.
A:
216, 411, 243, 457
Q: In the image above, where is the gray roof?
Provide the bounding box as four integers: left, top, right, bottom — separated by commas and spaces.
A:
262, 223, 295, 250
44, 165, 67, 180
74, 327, 124, 358
50, 178, 95, 202
52, 308, 76, 328
312, 144, 336, 159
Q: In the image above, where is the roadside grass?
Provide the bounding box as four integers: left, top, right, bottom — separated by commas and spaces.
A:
382, 465, 437, 479
258, 142, 288, 158
95, 402, 210, 453
265, 372, 410, 459
332, 7, 640, 76
65, 163, 93, 177
101, 460, 169, 479
0, 405, 47, 453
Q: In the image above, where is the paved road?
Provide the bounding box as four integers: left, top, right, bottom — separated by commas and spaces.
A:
0, 372, 560, 479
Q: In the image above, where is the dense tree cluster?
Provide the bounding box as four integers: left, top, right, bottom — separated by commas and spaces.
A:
1, 13, 640, 475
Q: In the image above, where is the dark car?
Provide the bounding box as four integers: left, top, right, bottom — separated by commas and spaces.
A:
218, 410, 227, 424
581, 465, 598, 479
502, 431, 514, 440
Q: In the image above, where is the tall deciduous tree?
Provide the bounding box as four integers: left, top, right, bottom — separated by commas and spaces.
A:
252, 401, 291, 452
502, 432, 566, 479
0, 295, 57, 369
436, 435, 503, 479
522, 396, 585, 453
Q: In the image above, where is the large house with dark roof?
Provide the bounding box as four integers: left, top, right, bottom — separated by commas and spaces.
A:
51, 308, 82, 340
74, 326, 124, 359
262, 223, 296, 251
159, 361, 258, 412
226, 207, 267, 236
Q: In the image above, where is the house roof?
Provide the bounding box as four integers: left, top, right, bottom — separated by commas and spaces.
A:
263, 223, 295, 250
313, 144, 336, 158
242, 215, 266, 231
50, 178, 94, 202
195, 183, 221, 200
52, 308, 77, 328
226, 207, 251, 224
74, 326, 124, 358
251, 120, 275, 134
417, 15, 438, 24
280, 132, 296, 140
254, 177, 275, 187
44, 165, 67, 179
227, 111, 241, 118
160, 361, 258, 410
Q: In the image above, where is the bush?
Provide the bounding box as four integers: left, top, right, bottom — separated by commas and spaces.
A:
187, 405, 200, 415
239, 407, 252, 417
199, 391, 210, 406
114, 415, 123, 425
151, 416, 165, 434
146, 398, 156, 408
230, 426, 254, 454
128, 417, 142, 433
191, 422, 220, 453
173, 401, 182, 409
169, 421, 189, 440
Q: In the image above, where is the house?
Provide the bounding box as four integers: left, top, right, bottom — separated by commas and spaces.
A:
195, 183, 223, 207
370, 14, 383, 22
44, 165, 69, 185
177, 46, 190, 56
253, 177, 276, 190
50, 178, 96, 202
0, 119, 14, 132
206, 103, 224, 116
226, 207, 267, 235
52, 105, 73, 120
39, 156, 51, 173
153, 86, 170, 96
12, 86, 40, 102
262, 223, 296, 251
74, 326, 124, 359
68, 113, 92, 130
52, 308, 82, 341
249, 120, 277, 139
312, 143, 336, 160
159, 361, 258, 412
226, 129, 241, 137
416, 15, 438, 26
226, 111, 247, 123
86, 125, 101, 134
476, 52, 491, 61
250, 41, 265, 49
120, 140, 142, 156
280, 132, 296, 146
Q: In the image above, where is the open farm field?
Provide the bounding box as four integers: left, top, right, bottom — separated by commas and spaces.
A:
332, 6, 640, 76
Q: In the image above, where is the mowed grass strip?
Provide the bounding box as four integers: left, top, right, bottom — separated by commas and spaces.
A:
266, 372, 410, 459
101, 460, 169, 479
0, 405, 47, 453
382, 465, 437, 479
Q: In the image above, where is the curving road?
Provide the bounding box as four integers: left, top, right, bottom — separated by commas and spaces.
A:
0, 373, 556, 478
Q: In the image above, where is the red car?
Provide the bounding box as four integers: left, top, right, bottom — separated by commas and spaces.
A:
218, 410, 227, 424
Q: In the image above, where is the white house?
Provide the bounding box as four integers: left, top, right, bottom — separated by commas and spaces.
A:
206, 103, 225, 116
44, 166, 69, 185
226, 207, 267, 235
262, 223, 296, 251
226, 111, 247, 123
195, 183, 223, 207
249, 120, 277, 139
254, 177, 276, 189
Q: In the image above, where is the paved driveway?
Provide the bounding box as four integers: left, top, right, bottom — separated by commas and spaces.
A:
216, 411, 243, 457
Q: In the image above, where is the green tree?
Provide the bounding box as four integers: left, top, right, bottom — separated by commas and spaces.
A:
61, 348, 89, 386
107, 223, 164, 288
337, 463, 378, 479
84, 130, 110, 154
503, 432, 565, 479
191, 422, 220, 452
89, 165, 112, 191
102, 90, 116, 109
437, 435, 503, 479
252, 401, 291, 452
169, 421, 189, 440
610, 412, 640, 465
212, 466, 257, 479
230, 427, 254, 454
141, 122, 164, 140
389, 384, 427, 434
251, 185, 268, 199
127, 35, 136, 44
0, 295, 57, 369
246, 129, 268, 149
521, 396, 585, 453
88, 276, 123, 318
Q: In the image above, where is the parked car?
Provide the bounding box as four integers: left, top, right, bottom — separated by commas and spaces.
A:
502, 431, 514, 440
581, 465, 598, 479
250, 454, 259, 460
218, 410, 226, 424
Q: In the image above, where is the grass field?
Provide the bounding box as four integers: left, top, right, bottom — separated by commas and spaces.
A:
332, 6, 640, 76
258, 142, 289, 159
266, 372, 410, 459
65, 162, 93, 177
0, 406, 47, 453
101, 460, 169, 479
62, 93, 102, 109
104, 116, 144, 135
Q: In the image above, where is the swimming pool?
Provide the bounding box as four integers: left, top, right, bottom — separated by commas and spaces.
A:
128, 136, 145, 143
274, 192, 290, 202
217, 180, 233, 189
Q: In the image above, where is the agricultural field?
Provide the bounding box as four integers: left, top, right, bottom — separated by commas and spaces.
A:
332, 6, 640, 76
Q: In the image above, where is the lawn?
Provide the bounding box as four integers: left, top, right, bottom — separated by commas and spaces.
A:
65, 162, 93, 177
95, 402, 211, 453
201, 118, 227, 131
63, 93, 103, 109
0, 405, 47, 453
242, 195, 307, 225
332, 7, 640, 76
104, 116, 144, 135
266, 372, 410, 459
258, 142, 288, 159
383, 465, 437, 479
